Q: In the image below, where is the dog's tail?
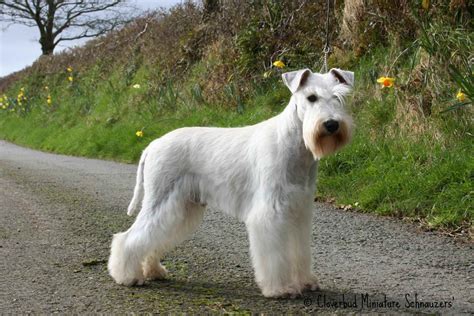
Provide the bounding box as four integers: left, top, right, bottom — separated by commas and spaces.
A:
127, 149, 148, 216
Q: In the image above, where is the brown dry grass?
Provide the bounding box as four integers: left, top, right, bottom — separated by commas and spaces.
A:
340, 0, 416, 55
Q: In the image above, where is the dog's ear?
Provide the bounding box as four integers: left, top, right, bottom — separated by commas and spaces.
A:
282, 69, 312, 94
330, 68, 354, 88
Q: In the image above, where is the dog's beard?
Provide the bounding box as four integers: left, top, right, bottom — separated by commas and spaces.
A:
303, 119, 352, 159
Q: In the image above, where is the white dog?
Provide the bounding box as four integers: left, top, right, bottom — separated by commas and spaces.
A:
108, 68, 354, 298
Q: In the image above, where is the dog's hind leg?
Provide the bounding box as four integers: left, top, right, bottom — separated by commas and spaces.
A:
142, 250, 168, 280
108, 191, 173, 286
142, 201, 205, 280
108, 198, 158, 286
108, 188, 205, 286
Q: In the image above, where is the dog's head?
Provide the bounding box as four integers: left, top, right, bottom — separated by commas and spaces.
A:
282, 68, 354, 159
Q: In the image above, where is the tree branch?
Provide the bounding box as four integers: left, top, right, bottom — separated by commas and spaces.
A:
1, 0, 135, 55
54, 26, 115, 44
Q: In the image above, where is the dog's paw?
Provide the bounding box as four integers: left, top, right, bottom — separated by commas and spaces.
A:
126, 277, 145, 286
143, 263, 168, 280
108, 262, 145, 286
261, 285, 303, 299
112, 275, 145, 287
302, 275, 320, 291
260, 277, 319, 298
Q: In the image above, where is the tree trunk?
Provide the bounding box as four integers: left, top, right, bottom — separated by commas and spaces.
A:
203, 0, 219, 21
40, 35, 55, 55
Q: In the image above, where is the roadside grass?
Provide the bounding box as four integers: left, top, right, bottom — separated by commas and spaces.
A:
1, 62, 471, 231
0, 72, 286, 162
319, 132, 472, 228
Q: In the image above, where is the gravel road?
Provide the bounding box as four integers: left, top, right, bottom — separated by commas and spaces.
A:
0, 140, 472, 314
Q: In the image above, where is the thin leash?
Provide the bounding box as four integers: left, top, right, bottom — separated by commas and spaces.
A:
321, 0, 332, 73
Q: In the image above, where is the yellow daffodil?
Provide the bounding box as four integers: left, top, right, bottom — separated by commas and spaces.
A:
68, 76, 73, 82
67, 66, 73, 72
456, 90, 466, 102
272, 60, 285, 69
1, 94, 8, 108
421, 0, 429, 10
47, 95, 52, 105
263, 70, 272, 79
136, 130, 144, 137
17, 88, 27, 104
377, 76, 395, 88
132, 84, 141, 89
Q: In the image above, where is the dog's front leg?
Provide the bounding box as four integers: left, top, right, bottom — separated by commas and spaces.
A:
290, 208, 319, 292
246, 209, 311, 298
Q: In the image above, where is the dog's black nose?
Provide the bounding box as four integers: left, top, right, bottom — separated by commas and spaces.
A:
323, 120, 339, 134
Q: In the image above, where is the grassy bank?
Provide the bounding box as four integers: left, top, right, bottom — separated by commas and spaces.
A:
0, 1, 472, 232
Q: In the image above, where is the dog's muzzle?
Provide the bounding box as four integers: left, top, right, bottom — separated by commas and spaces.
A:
304, 117, 352, 159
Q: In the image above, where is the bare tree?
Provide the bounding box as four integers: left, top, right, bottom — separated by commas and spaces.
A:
0, 0, 134, 55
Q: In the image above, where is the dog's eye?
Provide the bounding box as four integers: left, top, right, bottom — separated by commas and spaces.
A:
307, 94, 318, 102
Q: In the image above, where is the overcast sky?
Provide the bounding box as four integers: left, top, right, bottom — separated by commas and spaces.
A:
0, 0, 182, 77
